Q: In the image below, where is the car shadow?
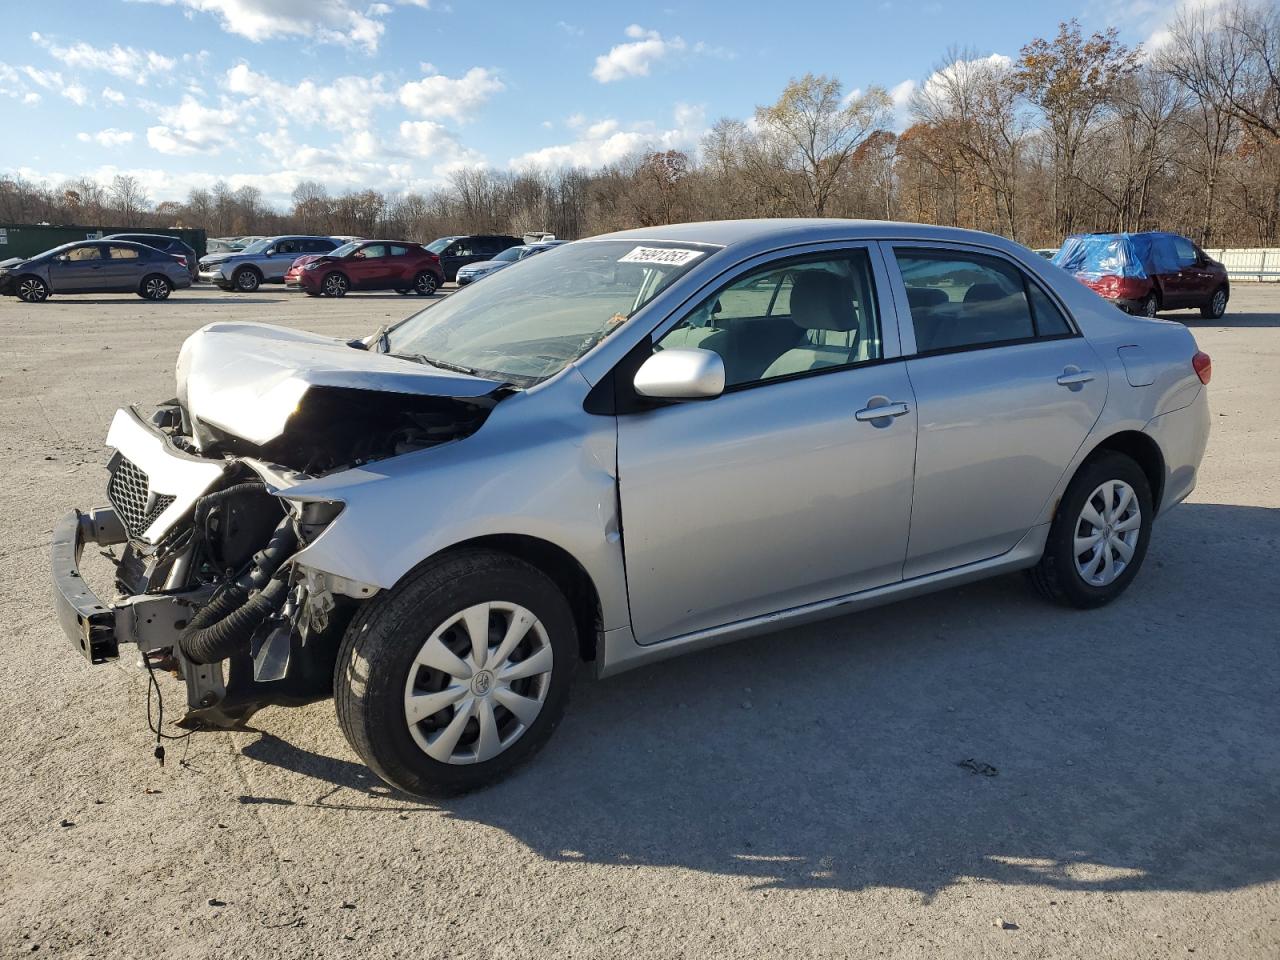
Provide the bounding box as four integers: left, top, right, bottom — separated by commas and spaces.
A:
34, 295, 291, 306
241, 501, 1280, 898
1162, 307, 1280, 328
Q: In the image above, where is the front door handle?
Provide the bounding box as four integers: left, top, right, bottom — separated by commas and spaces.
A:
1056, 368, 1094, 387
855, 400, 911, 422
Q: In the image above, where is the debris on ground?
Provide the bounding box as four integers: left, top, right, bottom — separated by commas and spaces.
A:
993, 918, 1017, 930
957, 758, 998, 777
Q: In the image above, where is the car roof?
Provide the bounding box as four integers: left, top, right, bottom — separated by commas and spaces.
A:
103, 233, 184, 241
586, 218, 1035, 257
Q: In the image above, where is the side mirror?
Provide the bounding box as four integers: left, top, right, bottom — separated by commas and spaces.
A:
265, 246, 277, 256
55, 254, 69, 263
633, 348, 725, 401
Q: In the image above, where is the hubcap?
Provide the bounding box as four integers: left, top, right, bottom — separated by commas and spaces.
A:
417, 274, 435, 294
403, 601, 553, 765
18, 279, 44, 301
237, 272, 257, 290
1073, 479, 1141, 587
325, 275, 346, 295
1144, 298, 1157, 317
1212, 291, 1226, 315
147, 278, 168, 299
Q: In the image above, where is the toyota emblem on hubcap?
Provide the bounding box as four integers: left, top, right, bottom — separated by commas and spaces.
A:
471, 671, 494, 696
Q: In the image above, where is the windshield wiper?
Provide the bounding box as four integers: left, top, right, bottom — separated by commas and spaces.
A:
390, 352, 481, 377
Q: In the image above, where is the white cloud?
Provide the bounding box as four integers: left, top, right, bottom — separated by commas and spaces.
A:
24, 92, 42, 105
510, 103, 707, 170
77, 128, 135, 147
226, 63, 393, 129
145, 0, 388, 53
592, 25, 687, 83
102, 87, 127, 104
31, 34, 176, 85
398, 66, 504, 121
146, 95, 241, 155
557, 20, 584, 37
19, 64, 89, 104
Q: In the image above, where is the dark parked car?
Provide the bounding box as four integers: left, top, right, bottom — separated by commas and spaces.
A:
198, 235, 341, 292
102, 233, 198, 281
455, 240, 567, 285
284, 240, 444, 297
1054, 231, 1229, 318
0, 240, 191, 302
425, 234, 522, 281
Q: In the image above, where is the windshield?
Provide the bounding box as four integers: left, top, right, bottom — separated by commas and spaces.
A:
426, 236, 459, 254
330, 241, 361, 258
240, 238, 273, 255
386, 240, 711, 386
493, 246, 526, 263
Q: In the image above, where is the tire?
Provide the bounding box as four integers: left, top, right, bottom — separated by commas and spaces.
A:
413, 271, 438, 296
1140, 293, 1159, 318
321, 272, 349, 297
1030, 451, 1154, 609
1201, 286, 1228, 319
139, 274, 173, 301
336, 549, 578, 797
232, 267, 261, 293
15, 275, 49, 303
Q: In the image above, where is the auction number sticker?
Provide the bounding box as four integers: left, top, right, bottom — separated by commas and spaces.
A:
618, 246, 704, 267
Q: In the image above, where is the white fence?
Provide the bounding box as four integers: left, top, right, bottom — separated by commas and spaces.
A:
1205, 247, 1280, 282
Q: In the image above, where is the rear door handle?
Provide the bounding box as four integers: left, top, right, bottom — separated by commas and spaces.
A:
1056, 369, 1094, 387
855, 400, 911, 422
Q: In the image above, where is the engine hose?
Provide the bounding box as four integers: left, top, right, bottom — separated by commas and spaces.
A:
192, 481, 267, 527
178, 516, 298, 665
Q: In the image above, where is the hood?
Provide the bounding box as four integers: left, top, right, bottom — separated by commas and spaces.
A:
460, 260, 505, 273
0, 257, 28, 270
199, 252, 237, 266
290, 254, 326, 270
176, 321, 504, 447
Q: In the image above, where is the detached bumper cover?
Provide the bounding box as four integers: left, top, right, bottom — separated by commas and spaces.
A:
51, 510, 118, 663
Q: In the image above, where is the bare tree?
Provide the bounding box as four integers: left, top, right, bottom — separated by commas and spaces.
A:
108, 174, 149, 224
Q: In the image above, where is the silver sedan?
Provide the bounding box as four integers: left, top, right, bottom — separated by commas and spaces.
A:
53, 219, 1210, 797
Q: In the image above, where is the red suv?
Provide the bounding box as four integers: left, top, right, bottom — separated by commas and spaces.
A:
1053, 231, 1229, 319
285, 240, 444, 297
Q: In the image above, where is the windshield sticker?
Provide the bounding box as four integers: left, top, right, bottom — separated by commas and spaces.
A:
618, 246, 705, 267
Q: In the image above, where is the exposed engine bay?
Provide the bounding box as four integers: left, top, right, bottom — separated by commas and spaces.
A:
53, 321, 505, 729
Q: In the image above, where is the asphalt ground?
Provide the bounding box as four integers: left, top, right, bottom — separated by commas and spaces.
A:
0, 281, 1276, 959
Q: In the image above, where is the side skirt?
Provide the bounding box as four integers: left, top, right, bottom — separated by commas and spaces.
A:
595, 522, 1050, 679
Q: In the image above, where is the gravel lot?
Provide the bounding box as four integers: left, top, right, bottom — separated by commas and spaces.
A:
0, 281, 1276, 960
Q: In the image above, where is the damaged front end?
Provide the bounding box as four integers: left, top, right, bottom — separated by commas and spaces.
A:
51, 322, 505, 728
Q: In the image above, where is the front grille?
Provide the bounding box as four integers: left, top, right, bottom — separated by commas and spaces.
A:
107, 456, 175, 539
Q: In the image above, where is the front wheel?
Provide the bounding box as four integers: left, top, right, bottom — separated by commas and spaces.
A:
336, 549, 577, 797
1029, 451, 1154, 609
1201, 286, 1228, 319
139, 275, 173, 300
15, 276, 49, 303
232, 268, 261, 293
321, 272, 349, 297
413, 271, 438, 296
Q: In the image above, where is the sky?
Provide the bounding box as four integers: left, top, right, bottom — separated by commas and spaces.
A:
0, 0, 1207, 208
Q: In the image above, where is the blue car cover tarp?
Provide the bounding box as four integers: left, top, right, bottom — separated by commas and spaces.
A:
1053, 232, 1183, 279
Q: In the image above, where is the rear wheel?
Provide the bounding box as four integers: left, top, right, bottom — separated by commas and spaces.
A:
1201, 286, 1228, 319
413, 271, 438, 296
321, 272, 349, 297
1030, 451, 1153, 609
1140, 293, 1159, 318
139, 274, 173, 300
336, 549, 577, 797
232, 267, 261, 293
15, 276, 48, 303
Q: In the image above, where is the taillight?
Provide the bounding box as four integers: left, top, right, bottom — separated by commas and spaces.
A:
1192, 351, 1212, 385
173, 254, 188, 267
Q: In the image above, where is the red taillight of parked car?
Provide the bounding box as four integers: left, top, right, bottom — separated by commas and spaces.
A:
1192, 351, 1212, 385
1087, 274, 1147, 300
172, 254, 188, 268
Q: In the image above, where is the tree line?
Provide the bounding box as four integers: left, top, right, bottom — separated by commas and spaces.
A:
3, 7, 1279, 249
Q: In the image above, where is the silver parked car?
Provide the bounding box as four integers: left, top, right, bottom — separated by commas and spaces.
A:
0, 240, 192, 302
52, 220, 1211, 797
198, 235, 341, 292
455, 240, 567, 285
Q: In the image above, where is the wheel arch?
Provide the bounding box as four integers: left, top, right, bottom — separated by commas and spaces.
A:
1080, 429, 1166, 515
417, 534, 603, 664
233, 263, 263, 280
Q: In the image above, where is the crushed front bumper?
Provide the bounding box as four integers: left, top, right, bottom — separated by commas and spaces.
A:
51, 509, 121, 663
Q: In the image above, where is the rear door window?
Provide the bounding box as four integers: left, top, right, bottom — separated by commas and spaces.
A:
895, 249, 1074, 352
107, 245, 141, 259
390, 244, 410, 257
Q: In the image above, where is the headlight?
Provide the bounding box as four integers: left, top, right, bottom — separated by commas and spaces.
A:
303, 262, 322, 270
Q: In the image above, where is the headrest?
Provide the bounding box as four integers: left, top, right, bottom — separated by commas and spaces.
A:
906, 286, 948, 310
790, 271, 854, 331
963, 282, 1008, 305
